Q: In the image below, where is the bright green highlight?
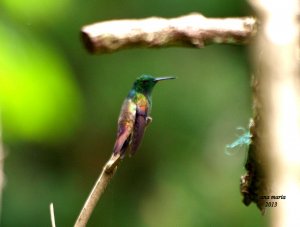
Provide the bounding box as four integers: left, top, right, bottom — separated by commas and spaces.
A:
0, 23, 82, 141
1, 0, 71, 20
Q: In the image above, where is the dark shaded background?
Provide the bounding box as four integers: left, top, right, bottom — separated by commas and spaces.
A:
0, 0, 267, 226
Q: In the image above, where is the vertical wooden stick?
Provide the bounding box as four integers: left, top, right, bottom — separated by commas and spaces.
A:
74, 154, 121, 227
50, 203, 56, 227
0, 111, 4, 222
250, 0, 300, 225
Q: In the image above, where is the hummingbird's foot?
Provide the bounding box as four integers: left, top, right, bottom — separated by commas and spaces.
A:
146, 116, 152, 126
105, 153, 121, 173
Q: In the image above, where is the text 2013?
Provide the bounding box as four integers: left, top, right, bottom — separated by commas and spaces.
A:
265, 201, 277, 207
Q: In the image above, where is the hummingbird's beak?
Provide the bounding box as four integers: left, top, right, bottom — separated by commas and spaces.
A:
154, 76, 176, 82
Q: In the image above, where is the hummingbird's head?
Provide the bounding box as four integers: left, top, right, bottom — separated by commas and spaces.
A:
133, 74, 175, 94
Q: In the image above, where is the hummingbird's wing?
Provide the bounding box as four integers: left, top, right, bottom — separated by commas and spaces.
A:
113, 99, 136, 157
129, 96, 149, 156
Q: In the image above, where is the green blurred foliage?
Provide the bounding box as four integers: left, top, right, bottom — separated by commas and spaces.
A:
0, 22, 82, 142
2, 0, 71, 21
0, 0, 267, 226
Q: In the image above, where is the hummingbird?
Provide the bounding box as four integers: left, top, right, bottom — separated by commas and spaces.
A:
113, 74, 175, 158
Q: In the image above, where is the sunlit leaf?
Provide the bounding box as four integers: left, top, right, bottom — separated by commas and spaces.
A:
1, 0, 71, 21
0, 23, 82, 142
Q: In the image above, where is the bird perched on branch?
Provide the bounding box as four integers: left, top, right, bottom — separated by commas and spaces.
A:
113, 75, 175, 158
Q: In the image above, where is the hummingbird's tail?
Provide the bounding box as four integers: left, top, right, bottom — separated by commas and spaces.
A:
113, 133, 130, 158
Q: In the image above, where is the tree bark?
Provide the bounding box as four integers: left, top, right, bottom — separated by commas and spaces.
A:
81, 13, 257, 53
246, 0, 300, 226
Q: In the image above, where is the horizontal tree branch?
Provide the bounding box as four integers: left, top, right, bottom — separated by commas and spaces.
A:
81, 13, 257, 53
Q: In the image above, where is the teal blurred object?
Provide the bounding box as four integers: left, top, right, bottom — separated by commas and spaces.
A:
225, 127, 251, 156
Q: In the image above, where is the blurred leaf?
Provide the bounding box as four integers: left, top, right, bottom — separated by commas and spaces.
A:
0, 23, 82, 142
1, 0, 71, 21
